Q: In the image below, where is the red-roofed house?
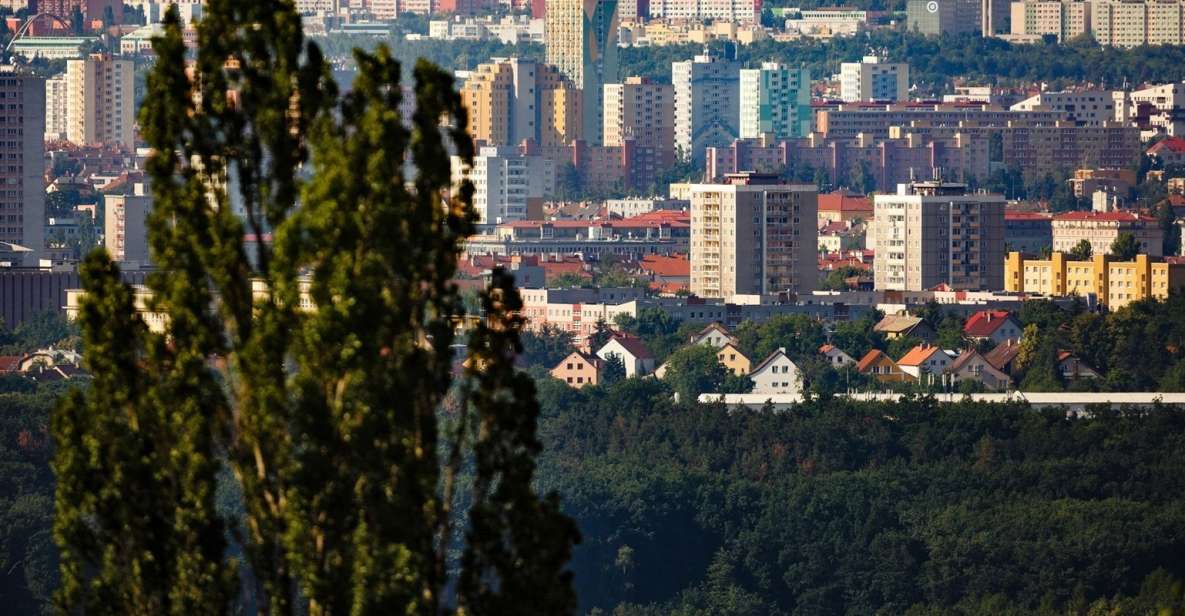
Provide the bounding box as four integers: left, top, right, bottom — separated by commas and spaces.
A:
855, 349, 912, 383
635, 254, 690, 295
0, 356, 20, 374
897, 344, 952, 380
1057, 351, 1102, 382
1052, 210, 1165, 257
1148, 137, 1185, 166
962, 310, 1023, 346
817, 189, 873, 224
596, 334, 656, 378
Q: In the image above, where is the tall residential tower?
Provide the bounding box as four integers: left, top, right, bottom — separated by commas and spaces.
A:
672, 52, 741, 162
546, 0, 619, 145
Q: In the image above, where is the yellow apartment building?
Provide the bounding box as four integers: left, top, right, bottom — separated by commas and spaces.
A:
1005, 251, 1185, 309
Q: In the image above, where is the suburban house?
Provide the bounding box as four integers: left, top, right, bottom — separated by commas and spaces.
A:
855, 349, 913, 383
874, 315, 936, 341
717, 342, 751, 376
818, 343, 855, 368
551, 351, 602, 388
596, 335, 656, 378
0, 356, 19, 374
749, 348, 803, 396
897, 344, 953, 380
690, 322, 738, 348
1057, 351, 1102, 381
984, 339, 1022, 376
947, 349, 1012, 391
962, 310, 1024, 346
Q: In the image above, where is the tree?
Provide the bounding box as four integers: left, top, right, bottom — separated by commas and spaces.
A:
1109, 232, 1141, 261
601, 353, 627, 385
662, 344, 727, 403
521, 324, 576, 368
1069, 239, 1093, 260
53, 5, 576, 615
589, 319, 614, 352
1158, 201, 1182, 257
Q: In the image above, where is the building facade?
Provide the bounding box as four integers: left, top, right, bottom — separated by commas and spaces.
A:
452, 146, 555, 225
603, 76, 674, 165
0, 67, 44, 265
459, 57, 583, 149
873, 180, 1006, 291
1008, 0, 1092, 41
103, 187, 151, 264
839, 56, 909, 103
739, 63, 811, 141
65, 53, 134, 149
1006, 251, 1185, 309
546, 0, 619, 145
689, 173, 818, 300
45, 73, 67, 141
672, 52, 741, 162
1051, 211, 1164, 257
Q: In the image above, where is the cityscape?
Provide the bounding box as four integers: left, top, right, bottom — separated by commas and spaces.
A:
4, 0, 1185, 614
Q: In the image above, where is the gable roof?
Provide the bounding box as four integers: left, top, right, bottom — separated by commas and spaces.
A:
948, 349, 986, 373
750, 348, 796, 375
856, 349, 896, 373
718, 341, 747, 357
817, 190, 872, 214
897, 344, 946, 367
554, 350, 600, 370
874, 314, 926, 335
963, 310, 1017, 338
692, 322, 735, 342
984, 339, 1022, 371
602, 334, 654, 360
1149, 136, 1185, 154
0, 356, 20, 373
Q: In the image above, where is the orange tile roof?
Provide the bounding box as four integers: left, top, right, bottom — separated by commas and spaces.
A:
897, 344, 943, 367
856, 349, 890, 372
637, 254, 690, 277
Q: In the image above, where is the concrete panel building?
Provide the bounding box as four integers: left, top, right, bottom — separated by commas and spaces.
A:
1006, 251, 1185, 309
66, 53, 134, 149
104, 185, 152, 265
873, 180, 1006, 291
672, 52, 741, 162
839, 56, 909, 103
1050, 211, 1163, 257
603, 76, 674, 165
452, 146, 555, 225
546, 0, 619, 145
688, 172, 818, 300
739, 63, 811, 141
0, 67, 45, 265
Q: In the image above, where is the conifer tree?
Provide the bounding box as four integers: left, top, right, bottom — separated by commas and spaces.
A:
52, 2, 577, 614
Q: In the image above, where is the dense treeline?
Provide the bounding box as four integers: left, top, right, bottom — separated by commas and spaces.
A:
621, 32, 1185, 92
534, 377, 1185, 614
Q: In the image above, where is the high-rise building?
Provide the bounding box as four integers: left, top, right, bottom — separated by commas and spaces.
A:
673, 52, 741, 162
1008, 0, 1092, 42
873, 180, 1006, 291
603, 76, 674, 163
0, 67, 45, 265
906, 0, 981, 35
546, 0, 619, 145
66, 53, 134, 149
982, 0, 1010, 33
451, 146, 556, 225
839, 56, 909, 103
40, 0, 121, 29
45, 73, 67, 141
648, 0, 758, 22
104, 184, 152, 265
459, 57, 583, 148
1010, 90, 1115, 126
1092, 0, 1185, 47
688, 172, 818, 300
738, 63, 811, 141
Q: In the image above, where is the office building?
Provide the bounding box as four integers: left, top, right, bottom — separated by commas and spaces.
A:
603, 76, 674, 163
688, 173, 818, 300
672, 52, 741, 162
873, 180, 1006, 291
66, 53, 135, 149
1006, 251, 1185, 309
739, 63, 811, 141
45, 73, 67, 141
451, 146, 555, 225
0, 67, 44, 265
1051, 211, 1164, 257
459, 57, 583, 148
546, 0, 619, 145
104, 185, 152, 264
1008, 0, 1092, 42
839, 56, 909, 103
907, 0, 981, 35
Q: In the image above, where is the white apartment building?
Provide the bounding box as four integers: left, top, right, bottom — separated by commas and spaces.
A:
1051, 211, 1164, 257
873, 180, 1006, 292
839, 56, 909, 103
451, 146, 555, 226
1010, 90, 1115, 126
104, 184, 152, 265
672, 53, 742, 162
739, 63, 811, 141
45, 74, 67, 141
1114, 82, 1185, 137
689, 173, 818, 300
0, 67, 44, 265
1008, 0, 1092, 41
66, 53, 135, 150
649, 0, 760, 22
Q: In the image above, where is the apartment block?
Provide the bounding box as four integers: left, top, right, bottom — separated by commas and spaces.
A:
1006, 251, 1185, 309
1092, 0, 1185, 47
816, 104, 1066, 139
739, 63, 811, 141
459, 57, 583, 148
66, 53, 134, 149
1011, 90, 1115, 126
672, 52, 741, 162
648, 0, 759, 22
873, 180, 1006, 291
1009, 0, 1092, 41
45, 73, 67, 141
1051, 211, 1164, 257
689, 173, 818, 300
839, 56, 909, 103
603, 76, 674, 164
451, 146, 555, 225
104, 184, 152, 265
0, 67, 44, 265
1114, 82, 1185, 137
546, 0, 619, 145
907, 0, 981, 34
